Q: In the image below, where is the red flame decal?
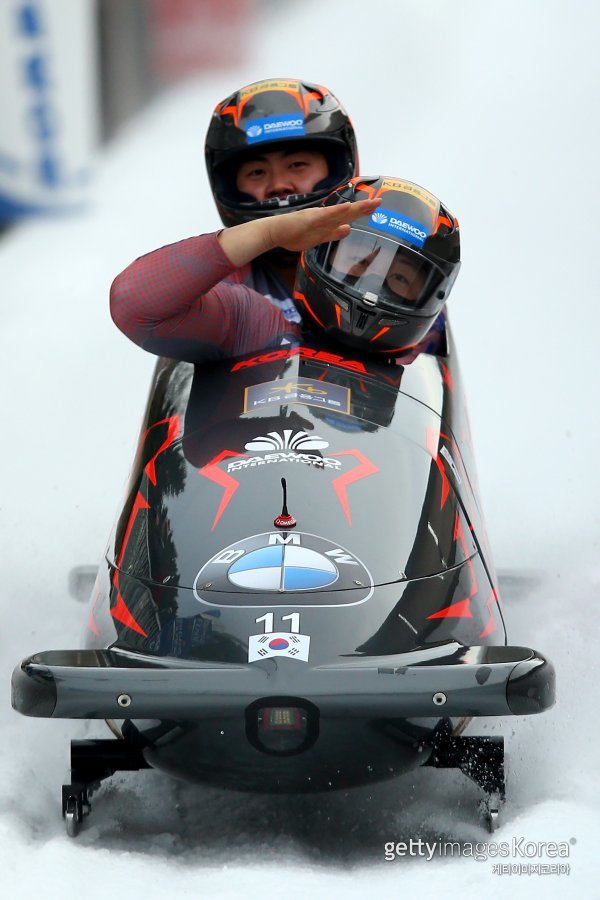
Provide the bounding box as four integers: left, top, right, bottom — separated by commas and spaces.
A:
199, 449, 247, 530
142, 416, 181, 485
427, 598, 473, 620
440, 360, 454, 392
110, 490, 151, 636
330, 450, 379, 525
480, 588, 499, 638
426, 426, 450, 509
111, 590, 148, 636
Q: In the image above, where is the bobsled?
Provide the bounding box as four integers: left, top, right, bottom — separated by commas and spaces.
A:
12, 326, 555, 836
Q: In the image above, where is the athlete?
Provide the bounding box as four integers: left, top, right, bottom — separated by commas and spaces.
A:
111, 77, 357, 359
110, 176, 460, 365
293, 176, 460, 356
204, 77, 358, 308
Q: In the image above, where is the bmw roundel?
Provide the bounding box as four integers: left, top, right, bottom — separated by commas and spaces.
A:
228, 544, 338, 590
193, 531, 373, 608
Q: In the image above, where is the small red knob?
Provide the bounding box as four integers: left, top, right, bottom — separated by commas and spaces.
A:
274, 513, 297, 528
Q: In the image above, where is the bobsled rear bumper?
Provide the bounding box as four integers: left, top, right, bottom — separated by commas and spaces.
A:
12, 642, 555, 720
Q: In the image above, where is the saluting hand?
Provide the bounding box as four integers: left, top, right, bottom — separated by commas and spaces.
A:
265, 199, 381, 252
218, 199, 381, 267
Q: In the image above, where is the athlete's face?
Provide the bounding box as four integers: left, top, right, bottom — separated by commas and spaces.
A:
236, 149, 328, 201
332, 239, 427, 302
384, 252, 427, 301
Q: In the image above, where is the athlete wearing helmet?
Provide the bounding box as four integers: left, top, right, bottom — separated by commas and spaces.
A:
110, 176, 458, 369
294, 176, 460, 355
205, 78, 358, 229
204, 77, 358, 311
111, 77, 359, 352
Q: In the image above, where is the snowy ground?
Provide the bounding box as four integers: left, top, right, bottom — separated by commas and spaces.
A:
1, 0, 599, 896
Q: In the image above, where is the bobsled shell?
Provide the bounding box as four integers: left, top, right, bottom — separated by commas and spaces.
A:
13, 325, 556, 817
107, 372, 478, 592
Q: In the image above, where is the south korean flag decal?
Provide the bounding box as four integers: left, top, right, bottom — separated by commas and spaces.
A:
248, 631, 310, 663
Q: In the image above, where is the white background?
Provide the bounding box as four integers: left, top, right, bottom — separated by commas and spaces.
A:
1, 0, 599, 896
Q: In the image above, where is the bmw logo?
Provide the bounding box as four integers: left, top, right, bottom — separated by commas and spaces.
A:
228, 544, 338, 590
193, 532, 373, 607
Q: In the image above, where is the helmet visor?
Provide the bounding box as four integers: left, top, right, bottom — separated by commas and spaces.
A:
319, 230, 446, 314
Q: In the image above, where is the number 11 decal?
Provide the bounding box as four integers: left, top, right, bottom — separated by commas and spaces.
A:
255, 612, 300, 634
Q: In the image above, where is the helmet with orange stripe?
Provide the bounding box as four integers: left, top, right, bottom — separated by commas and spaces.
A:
294, 176, 460, 356
205, 78, 358, 227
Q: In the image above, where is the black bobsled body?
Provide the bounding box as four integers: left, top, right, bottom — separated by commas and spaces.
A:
12, 326, 554, 826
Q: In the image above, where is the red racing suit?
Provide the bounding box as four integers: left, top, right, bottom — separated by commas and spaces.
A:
110, 232, 445, 364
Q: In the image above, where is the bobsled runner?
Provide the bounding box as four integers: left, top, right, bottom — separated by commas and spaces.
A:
12, 327, 555, 836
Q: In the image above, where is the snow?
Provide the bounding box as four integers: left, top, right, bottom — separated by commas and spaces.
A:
1, 0, 599, 895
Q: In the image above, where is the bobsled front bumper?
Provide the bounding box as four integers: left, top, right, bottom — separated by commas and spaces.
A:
12, 642, 555, 720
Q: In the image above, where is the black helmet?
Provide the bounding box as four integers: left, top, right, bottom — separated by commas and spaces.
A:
205, 78, 358, 227
294, 176, 461, 356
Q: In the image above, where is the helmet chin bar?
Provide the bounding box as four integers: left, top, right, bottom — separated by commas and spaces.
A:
235, 186, 334, 213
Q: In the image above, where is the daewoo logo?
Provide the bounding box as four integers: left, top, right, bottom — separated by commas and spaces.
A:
229, 431, 340, 472
245, 431, 329, 452
371, 211, 388, 225
390, 218, 427, 239
264, 118, 303, 131
246, 124, 263, 138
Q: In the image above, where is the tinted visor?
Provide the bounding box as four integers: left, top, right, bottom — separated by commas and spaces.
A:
319, 230, 446, 314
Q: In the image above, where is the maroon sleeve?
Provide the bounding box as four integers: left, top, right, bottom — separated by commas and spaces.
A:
110, 232, 298, 363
